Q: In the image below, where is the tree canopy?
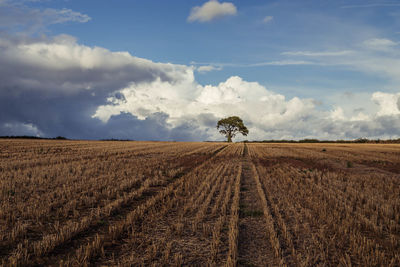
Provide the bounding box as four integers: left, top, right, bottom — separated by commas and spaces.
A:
216, 116, 249, 142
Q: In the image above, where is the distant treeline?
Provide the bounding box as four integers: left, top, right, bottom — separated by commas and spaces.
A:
0, 135, 68, 140
2, 136, 400, 143
243, 138, 400, 144
100, 138, 134, 141
0, 136, 138, 141
0, 136, 136, 141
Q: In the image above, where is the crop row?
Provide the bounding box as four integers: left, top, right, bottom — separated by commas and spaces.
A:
248, 143, 400, 266
0, 141, 228, 265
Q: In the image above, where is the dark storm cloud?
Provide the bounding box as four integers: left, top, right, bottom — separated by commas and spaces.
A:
196, 113, 219, 128
0, 35, 202, 140
0, 89, 104, 138
0, 36, 189, 96
0, 87, 203, 141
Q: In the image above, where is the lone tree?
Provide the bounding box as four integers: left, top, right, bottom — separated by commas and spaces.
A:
217, 116, 249, 142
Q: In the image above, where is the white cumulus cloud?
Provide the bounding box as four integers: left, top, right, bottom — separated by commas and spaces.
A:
94, 76, 313, 140
94, 73, 400, 140
188, 0, 237, 23
372, 92, 400, 116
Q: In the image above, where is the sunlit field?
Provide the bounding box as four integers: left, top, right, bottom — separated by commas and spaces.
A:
1, 139, 399, 266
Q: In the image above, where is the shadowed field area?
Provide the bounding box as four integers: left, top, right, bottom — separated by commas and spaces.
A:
0, 140, 399, 266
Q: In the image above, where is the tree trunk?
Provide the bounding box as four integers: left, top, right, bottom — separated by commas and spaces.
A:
227, 133, 232, 142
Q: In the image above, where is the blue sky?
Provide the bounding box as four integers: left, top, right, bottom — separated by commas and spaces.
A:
0, 0, 400, 140
33, 0, 399, 90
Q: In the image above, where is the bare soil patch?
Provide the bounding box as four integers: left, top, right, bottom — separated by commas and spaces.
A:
238, 145, 278, 266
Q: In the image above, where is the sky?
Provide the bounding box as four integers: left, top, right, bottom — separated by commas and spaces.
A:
0, 0, 400, 141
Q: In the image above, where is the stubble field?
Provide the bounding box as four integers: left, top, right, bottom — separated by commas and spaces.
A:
0, 139, 399, 266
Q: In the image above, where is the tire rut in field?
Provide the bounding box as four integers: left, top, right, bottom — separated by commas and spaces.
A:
238, 144, 278, 266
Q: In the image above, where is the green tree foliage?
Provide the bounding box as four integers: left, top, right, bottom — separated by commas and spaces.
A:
217, 116, 249, 142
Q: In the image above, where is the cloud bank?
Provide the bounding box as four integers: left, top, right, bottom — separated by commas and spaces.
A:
1, 34, 400, 141
188, 0, 237, 23
0, 33, 399, 141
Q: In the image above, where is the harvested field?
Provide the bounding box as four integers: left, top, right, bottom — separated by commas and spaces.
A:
0, 139, 399, 266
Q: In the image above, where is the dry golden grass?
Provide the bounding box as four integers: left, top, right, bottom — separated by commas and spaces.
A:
0, 140, 399, 266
